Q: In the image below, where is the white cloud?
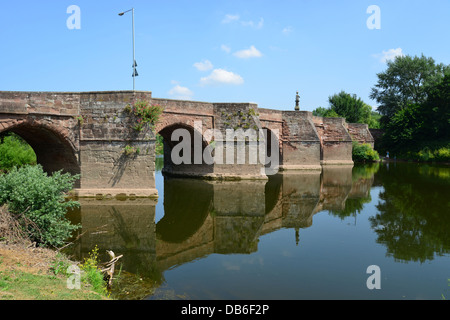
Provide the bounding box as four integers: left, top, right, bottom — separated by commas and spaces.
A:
221, 44, 231, 54
200, 69, 244, 86
233, 45, 263, 59
241, 18, 264, 29
222, 14, 240, 24
282, 26, 294, 35
193, 60, 213, 71
374, 48, 405, 63
221, 14, 263, 29
168, 84, 194, 100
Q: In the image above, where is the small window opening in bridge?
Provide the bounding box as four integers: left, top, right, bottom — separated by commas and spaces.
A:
0, 132, 37, 173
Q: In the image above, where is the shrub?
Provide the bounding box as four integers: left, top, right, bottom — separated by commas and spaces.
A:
352, 141, 380, 162
0, 133, 36, 172
80, 246, 108, 296
124, 100, 164, 132
0, 165, 80, 248
415, 146, 450, 162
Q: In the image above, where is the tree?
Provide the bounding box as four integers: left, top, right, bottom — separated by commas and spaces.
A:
370, 54, 449, 126
313, 91, 380, 128
0, 133, 36, 172
420, 73, 450, 140
328, 91, 372, 124
312, 106, 339, 118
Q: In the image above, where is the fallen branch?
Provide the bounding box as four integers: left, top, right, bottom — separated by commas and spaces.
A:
101, 250, 123, 288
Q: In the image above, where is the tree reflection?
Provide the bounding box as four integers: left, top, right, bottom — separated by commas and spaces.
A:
328, 163, 379, 220
370, 163, 450, 263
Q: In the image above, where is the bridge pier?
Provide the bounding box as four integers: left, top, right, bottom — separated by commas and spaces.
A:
74, 91, 158, 198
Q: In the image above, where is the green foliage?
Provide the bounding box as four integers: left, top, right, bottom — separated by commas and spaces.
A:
123, 145, 138, 156
352, 141, 380, 162
0, 133, 36, 172
328, 91, 372, 124
370, 54, 449, 124
408, 146, 450, 162
312, 92, 380, 129
50, 252, 72, 276
377, 73, 450, 158
80, 246, 108, 296
312, 106, 339, 118
0, 165, 80, 248
155, 134, 164, 156
125, 100, 164, 132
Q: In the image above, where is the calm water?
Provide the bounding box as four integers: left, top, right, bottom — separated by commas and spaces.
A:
67, 161, 450, 300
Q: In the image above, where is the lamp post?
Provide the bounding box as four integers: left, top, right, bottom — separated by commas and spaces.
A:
118, 8, 138, 90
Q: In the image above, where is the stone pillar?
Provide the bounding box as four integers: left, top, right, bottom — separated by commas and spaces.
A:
74, 91, 158, 198
211, 103, 268, 180
320, 117, 354, 166
280, 111, 322, 171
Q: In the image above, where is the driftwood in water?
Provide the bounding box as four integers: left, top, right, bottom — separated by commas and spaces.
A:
101, 250, 123, 287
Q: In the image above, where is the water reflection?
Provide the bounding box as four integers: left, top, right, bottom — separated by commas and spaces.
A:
370, 163, 450, 263
66, 162, 450, 299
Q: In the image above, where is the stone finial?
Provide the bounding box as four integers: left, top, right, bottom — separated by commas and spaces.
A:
295, 91, 300, 111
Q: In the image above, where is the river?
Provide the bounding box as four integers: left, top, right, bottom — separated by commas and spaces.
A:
66, 160, 450, 300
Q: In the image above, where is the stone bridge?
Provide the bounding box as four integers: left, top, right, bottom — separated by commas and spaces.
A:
0, 90, 373, 198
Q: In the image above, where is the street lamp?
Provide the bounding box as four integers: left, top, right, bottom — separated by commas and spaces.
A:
118, 8, 138, 90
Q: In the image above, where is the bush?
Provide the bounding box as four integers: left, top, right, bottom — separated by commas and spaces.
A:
352, 141, 380, 162
0, 165, 80, 247
80, 246, 108, 296
414, 146, 450, 162
0, 133, 36, 172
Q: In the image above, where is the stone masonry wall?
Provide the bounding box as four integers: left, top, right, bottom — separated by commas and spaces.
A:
77, 91, 157, 197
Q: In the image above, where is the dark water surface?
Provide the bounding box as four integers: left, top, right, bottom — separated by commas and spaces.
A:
67, 162, 450, 300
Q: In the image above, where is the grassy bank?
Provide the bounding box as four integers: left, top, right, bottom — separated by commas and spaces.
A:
0, 242, 109, 300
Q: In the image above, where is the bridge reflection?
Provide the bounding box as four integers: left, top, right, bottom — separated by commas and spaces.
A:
68, 164, 376, 285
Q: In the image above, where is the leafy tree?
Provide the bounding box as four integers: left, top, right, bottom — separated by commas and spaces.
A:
0, 133, 36, 172
419, 73, 450, 140
312, 106, 339, 118
378, 72, 450, 157
328, 91, 372, 124
370, 54, 449, 126
312, 92, 380, 128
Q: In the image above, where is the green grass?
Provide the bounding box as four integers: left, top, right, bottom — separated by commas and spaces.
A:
0, 268, 107, 300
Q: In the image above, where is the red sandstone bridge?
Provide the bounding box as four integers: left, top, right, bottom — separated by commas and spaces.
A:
0, 91, 373, 198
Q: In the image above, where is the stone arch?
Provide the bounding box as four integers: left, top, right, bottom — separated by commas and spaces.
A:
157, 121, 213, 177
0, 118, 80, 186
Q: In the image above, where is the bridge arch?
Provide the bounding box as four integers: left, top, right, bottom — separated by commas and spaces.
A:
0, 119, 80, 185
157, 121, 213, 177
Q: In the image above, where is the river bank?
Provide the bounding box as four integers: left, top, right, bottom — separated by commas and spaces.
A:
0, 242, 109, 300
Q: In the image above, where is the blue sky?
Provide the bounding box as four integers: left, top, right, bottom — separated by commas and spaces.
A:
1, 0, 449, 112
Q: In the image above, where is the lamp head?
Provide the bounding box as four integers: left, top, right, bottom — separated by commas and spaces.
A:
118, 12, 125, 16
